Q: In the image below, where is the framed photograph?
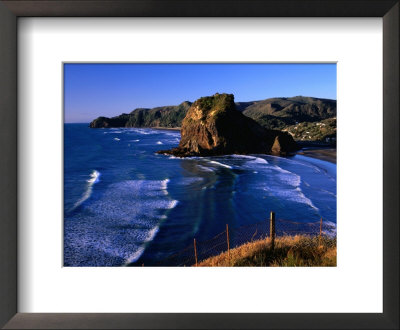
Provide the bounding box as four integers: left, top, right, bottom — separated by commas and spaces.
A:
63, 62, 337, 268
0, 1, 398, 329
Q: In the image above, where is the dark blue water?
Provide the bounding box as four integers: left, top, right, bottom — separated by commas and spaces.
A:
64, 124, 336, 266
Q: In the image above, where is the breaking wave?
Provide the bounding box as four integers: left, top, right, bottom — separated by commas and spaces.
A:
69, 170, 100, 212
208, 160, 233, 169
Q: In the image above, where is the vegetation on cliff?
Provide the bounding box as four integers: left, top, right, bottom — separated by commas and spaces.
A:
126, 101, 191, 128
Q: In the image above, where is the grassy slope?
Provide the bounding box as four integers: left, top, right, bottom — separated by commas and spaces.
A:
198, 235, 336, 267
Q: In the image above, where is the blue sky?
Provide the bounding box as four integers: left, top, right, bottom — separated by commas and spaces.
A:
64, 63, 336, 123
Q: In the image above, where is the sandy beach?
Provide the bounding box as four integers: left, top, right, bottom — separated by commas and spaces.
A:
298, 148, 336, 164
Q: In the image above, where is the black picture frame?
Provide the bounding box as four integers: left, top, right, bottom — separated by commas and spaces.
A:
0, 1, 398, 329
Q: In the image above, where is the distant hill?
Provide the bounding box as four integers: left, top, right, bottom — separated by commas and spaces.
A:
89, 96, 336, 142
90, 101, 192, 128
241, 96, 336, 129
126, 101, 192, 128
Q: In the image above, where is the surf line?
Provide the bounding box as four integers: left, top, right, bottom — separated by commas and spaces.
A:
69, 170, 101, 212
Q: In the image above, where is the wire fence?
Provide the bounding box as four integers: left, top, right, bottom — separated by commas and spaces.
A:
150, 213, 336, 267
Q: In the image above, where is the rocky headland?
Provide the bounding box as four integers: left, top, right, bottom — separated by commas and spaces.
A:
89, 102, 191, 129
157, 93, 298, 157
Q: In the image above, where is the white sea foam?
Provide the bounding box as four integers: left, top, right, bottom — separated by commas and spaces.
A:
256, 164, 319, 212
161, 178, 170, 191
264, 185, 318, 211
197, 165, 215, 172
247, 157, 268, 165
323, 220, 337, 228
230, 154, 256, 159
272, 166, 301, 187
321, 220, 337, 236
113, 137, 120, 141
287, 157, 324, 173
70, 170, 100, 212
87, 170, 100, 184
64, 179, 180, 266
124, 246, 146, 265
225, 155, 269, 168
134, 129, 158, 135
180, 177, 204, 185
276, 171, 301, 188
162, 137, 180, 145
135, 130, 151, 135
161, 131, 181, 137
124, 225, 160, 265
320, 189, 336, 197
293, 188, 318, 211
167, 200, 179, 209
210, 155, 323, 213
208, 160, 232, 169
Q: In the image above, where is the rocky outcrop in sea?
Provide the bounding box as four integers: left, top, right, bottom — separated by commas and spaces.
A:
157, 93, 298, 157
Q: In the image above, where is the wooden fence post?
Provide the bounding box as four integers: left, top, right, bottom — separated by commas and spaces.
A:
270, 211, 276, 250
194, 238, 198, 267
226, 224, 230, 262
319, 217, 323, 247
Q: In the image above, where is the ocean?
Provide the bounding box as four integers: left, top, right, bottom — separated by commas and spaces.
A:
64, 124, 336, 266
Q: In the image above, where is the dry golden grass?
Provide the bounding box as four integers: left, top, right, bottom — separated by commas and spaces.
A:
197, 235, 336, 267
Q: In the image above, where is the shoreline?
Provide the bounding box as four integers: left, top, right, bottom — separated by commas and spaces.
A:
86, 124, 336, 163
297, 148, 336, 164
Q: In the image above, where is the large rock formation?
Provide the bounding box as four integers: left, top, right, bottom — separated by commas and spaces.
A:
157, 93, 298, 157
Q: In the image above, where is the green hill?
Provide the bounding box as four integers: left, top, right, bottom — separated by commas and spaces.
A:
126, 101, 192, 128
241, 96, 336, 128
90, 101, 192, 128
